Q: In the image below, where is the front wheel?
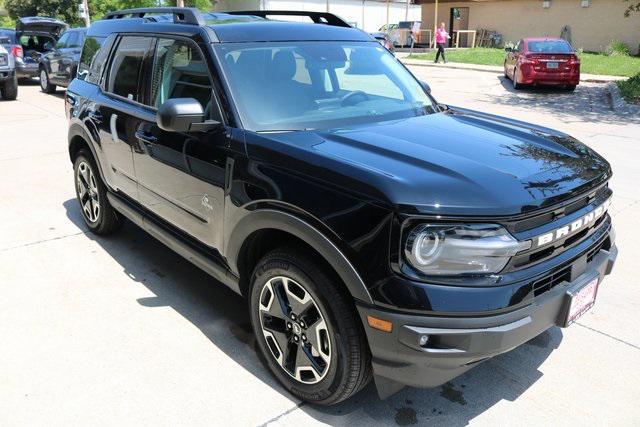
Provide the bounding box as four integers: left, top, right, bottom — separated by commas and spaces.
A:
40, 68, 56, 93
249, 249, 371, 405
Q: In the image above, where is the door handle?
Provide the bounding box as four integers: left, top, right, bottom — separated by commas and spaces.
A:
135, 130, 158, 146
88, 111, 103, 124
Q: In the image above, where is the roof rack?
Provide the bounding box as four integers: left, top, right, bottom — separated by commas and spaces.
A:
225, 10, 352, 28
104, 7, 205, 26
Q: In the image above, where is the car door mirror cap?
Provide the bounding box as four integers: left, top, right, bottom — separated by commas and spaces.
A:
157, 98, 220, 133
419, 80, 431, 94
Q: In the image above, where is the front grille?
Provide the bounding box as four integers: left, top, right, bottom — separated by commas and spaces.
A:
532, 264, 571, 297
529, 232, 611, 298
505, 184, 611, 272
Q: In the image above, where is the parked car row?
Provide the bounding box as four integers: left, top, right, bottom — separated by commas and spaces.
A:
0, 16, 86, 99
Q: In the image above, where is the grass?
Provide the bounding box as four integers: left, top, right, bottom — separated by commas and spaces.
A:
616, 73, 640, 104
408, 47, 640, 77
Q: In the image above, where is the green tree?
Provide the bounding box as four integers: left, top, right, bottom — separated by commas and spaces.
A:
5, 0, 82, 26
0, 0, 15, 27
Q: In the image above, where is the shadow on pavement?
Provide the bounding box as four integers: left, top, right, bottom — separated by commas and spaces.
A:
63, 198, 562, 426
495, 75, 640, 125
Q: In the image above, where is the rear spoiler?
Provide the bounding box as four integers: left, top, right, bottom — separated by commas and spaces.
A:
226, 10, 352, 28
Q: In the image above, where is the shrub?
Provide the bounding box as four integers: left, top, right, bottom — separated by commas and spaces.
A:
616, 72, 640, 104
606, 40, 630, 56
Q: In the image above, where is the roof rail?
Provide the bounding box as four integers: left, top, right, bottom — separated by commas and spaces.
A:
104, 7, 205, 26
226, 10, 352, 28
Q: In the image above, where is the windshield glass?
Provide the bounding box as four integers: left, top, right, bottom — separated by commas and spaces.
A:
528, 40, 573, 53
215, 41, 437, 132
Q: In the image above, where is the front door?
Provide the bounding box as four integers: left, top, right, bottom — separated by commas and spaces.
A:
48, 31, 69, 81
57, 30, 83, 83
133, 37, 228, 249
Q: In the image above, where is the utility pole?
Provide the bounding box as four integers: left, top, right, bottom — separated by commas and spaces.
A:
405, 0, 409, 21
386, 0, 389, 29
79, 0, 90, 27
326, 0, 330, 12
176, 0, 185, 7
433, 0, 438, 48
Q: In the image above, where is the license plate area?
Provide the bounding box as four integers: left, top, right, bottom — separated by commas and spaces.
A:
560, 276, 599, 327
546, 61, 559, 69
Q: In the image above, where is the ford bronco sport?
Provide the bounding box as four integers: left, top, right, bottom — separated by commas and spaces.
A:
66, 8, 617, 405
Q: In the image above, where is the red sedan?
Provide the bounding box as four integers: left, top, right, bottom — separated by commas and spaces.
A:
504, 37, 580, 91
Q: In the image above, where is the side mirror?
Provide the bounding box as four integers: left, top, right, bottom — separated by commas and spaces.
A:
504, 47, 513, 53
157, 98, 220, 132
419, 80, 431, 94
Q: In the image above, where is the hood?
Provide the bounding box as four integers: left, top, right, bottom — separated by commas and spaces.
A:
250, 108, 610, 216
16, 17, 68, 38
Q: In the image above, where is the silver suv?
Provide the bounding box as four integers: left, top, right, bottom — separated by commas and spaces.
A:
0, 40, 18, 100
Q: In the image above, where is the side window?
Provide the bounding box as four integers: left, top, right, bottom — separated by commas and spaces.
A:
107, 36, 153, 101
150, 38, 212, 111
78, 36, 109, 84
56, 33, 70, 49
67, 32, 81, 49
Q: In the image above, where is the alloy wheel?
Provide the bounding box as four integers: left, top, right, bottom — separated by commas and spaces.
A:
76, 161, 100, 223
40, 69, 48, 91
258, 276, 332, 384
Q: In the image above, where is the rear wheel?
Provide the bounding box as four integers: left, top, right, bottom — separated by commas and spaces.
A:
249, 249, 371, 405
564, 85, 576, 92
0, 75, 18, 100
513, 66, 522, 90
73, 150, 122, 235
40, 68, 56, 93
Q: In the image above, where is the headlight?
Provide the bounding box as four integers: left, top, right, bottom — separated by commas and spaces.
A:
404, 223, 530, 276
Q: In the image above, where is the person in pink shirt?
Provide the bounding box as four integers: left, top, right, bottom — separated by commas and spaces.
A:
434, 22, 450, 63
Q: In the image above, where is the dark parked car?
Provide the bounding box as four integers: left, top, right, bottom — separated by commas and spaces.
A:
0, 41, 18, 99
39, 27, 86, 93
66, 8, 616, 405
504, 37, 580, 91
0, 17, 68, 80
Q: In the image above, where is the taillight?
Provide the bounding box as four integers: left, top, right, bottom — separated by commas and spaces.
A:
521, 54, 538, 65
568, 55, 580, 65
11, 45, 23, 58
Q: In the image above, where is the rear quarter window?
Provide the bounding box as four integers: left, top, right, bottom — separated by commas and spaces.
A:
78, 35, 108, 84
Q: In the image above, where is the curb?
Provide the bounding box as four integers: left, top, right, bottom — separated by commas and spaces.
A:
400, 59, 625, 84
604, 82, 640, 114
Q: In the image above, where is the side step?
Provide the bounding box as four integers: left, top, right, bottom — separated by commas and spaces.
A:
107, 192, 241, 294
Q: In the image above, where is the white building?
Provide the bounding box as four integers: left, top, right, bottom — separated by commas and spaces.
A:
213, 0, 421, 33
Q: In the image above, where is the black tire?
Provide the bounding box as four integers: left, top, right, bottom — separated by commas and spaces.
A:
73, 150, 122, 235
513, 66, 521, 90
0, 75, 18, 100
564, 85, 576, 92
249, 249, 372, 405
39, 67, 56, 94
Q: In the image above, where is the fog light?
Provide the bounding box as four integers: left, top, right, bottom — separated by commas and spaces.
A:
419, 335, 429, 346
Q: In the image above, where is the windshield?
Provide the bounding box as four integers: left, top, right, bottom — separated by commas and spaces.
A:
528, 40, 573, 53
215, 41, 438, 132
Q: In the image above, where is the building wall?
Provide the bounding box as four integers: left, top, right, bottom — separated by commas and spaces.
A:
420, 0, 640, 54
214, 0, 422, 32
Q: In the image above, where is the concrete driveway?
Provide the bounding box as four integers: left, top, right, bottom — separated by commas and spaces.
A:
0, 73, 638, 426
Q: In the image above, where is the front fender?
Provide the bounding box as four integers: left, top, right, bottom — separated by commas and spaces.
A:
226, 209, 374, 305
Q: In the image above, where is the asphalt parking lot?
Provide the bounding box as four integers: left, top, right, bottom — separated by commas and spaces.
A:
1, 71, 639, 426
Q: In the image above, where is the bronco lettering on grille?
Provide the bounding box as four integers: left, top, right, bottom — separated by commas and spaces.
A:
531, 197, 611, 248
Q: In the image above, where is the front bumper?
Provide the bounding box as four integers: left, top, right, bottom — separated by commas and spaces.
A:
357, 245, 617, 397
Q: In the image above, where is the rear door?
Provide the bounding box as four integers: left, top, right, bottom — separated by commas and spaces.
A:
132, 37, 229, 249
88, 35, 155, 200
48, 31, 69, 82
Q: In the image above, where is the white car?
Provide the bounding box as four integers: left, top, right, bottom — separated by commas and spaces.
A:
0, 42, 18, 100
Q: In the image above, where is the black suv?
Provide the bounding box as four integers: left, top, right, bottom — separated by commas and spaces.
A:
39, 27, 87, 93
66, 8, 617, 405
